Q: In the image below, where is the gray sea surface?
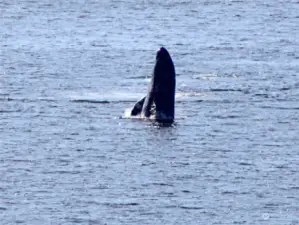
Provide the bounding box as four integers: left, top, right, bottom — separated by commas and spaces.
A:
1, 0, 299, 224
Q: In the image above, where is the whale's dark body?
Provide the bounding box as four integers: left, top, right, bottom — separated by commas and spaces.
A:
131, 47, 176, 123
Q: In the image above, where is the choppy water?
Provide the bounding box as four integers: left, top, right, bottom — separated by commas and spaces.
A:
1, 0, 299, 224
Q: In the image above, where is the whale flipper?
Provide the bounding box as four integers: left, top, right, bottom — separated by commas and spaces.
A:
130, 96, 146, 116
130, 96, 156, 117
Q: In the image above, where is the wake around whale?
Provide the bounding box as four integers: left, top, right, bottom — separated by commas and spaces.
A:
130, 47, 176, 123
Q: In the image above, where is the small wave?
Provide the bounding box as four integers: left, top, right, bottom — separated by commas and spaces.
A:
151, 182, 174, 187
209, 88, 243, 92
211, 115, 242, 119
71, 99, 110, 104
90, 42, 108, 47
279, 87, 292, 91
43, 170, 81, 174
180, 206, 203, 210
0, 96, 57, 103
0, 110, 21, 113
259, 105, 299, 110
104, 202, 139, 208
127, 75, 150, 80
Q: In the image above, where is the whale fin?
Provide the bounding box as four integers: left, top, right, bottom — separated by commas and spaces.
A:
130, 96, 146, 116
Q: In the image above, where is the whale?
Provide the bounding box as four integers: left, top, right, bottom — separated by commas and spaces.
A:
130, 47, 176, 123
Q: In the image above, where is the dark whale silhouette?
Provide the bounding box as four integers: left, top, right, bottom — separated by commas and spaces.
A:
130, 47, 176, 123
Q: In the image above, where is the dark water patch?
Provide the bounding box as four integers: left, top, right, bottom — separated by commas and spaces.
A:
127, 75, 149, 79
289, 186, 299, 190
71, 99, 110, 104
170, 161, 190, 168
58, 159, 71, 164
212, 115, 242, 119
261, 143, 286, 147
264, 202, 288, 209
37, 98, 58, 102
274, 164, 289, 169
141, 161, 156, 166
254, 93, 270, 98
0, 110, 21, 113
149, 182, 174, 187
90, 41, 108, 47
42, 170, 81, 175
233, 221, 247, 224
104, 202, 139, 208
0, 97, 57, 103
89, 185, 110, 190
210, 88, 243, 92
158, 192, 176, 197
222, 191, 237, 195
193, 99, 204, 103
139, 211, 157, 216
0, 97, 13, 102
180, 206, 203, 210
65, 217, 85, 224
209, 148, 233, 153
238, 162, 253, 166
259, 105, 299, 110
10, 159, 33, 163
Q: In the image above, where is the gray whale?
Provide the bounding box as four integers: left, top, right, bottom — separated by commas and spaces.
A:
130, 47, 176, 123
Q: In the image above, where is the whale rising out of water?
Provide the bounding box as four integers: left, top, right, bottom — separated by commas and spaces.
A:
130, 47, 176, 123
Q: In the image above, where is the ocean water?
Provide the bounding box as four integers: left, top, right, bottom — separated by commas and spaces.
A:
1, 0, 299, 224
